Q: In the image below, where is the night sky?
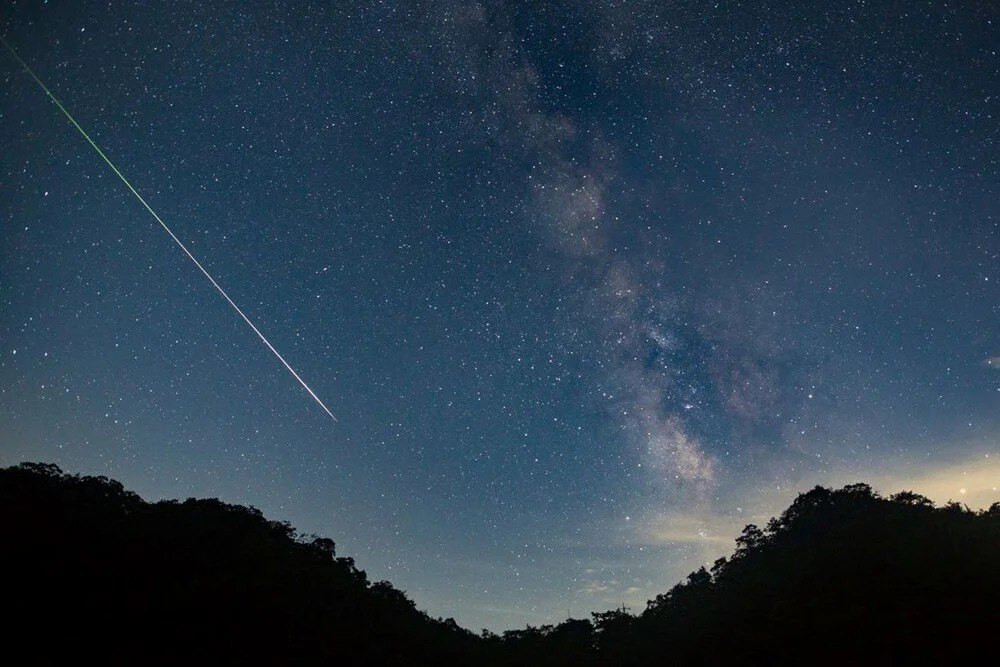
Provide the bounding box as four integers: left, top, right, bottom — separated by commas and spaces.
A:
1, 1, 997, 630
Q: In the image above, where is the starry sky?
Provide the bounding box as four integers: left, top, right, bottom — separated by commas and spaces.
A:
1, 1, 997, 631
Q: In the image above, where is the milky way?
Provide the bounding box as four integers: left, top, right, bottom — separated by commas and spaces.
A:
1, 1, 997, 631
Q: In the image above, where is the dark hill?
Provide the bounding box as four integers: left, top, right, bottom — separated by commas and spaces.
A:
0, 462, 481, 665
1, 463, 997, 665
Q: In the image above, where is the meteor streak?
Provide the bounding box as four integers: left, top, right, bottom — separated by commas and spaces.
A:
2, 36, 338, 422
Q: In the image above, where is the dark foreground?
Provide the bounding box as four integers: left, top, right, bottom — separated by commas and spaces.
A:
1, 462, 996, 665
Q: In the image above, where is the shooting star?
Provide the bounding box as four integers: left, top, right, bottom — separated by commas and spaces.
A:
1, 36, 338, 422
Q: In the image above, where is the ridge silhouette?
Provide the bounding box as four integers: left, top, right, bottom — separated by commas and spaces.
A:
1, 462, 996, 665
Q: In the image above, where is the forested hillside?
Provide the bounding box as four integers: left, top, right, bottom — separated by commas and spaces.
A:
2, 462, 996, 665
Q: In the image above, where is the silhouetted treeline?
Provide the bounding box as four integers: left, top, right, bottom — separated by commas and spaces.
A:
493, 483, 999, 666
0, 463, 481, 665
1, 463, 997, 665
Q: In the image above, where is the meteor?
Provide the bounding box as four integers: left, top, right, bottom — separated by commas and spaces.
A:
1, 36, 338, 422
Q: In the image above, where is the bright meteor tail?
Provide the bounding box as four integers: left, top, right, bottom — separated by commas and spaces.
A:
2, 36, 338, 422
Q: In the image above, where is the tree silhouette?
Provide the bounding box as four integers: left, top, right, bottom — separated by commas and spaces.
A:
1, 462, 997, 665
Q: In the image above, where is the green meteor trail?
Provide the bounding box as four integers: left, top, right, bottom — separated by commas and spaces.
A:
1, 35, 338, 423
